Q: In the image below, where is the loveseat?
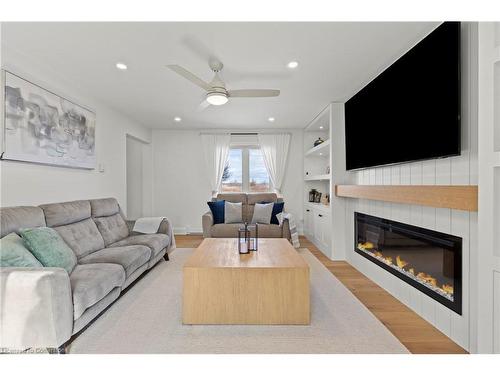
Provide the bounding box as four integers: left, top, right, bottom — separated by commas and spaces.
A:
202, 193, 291, 240
0, 197, 174, 352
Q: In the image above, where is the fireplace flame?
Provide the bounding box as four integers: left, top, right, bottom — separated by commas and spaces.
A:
357, 242, 454, 300
396, 255, 409, 269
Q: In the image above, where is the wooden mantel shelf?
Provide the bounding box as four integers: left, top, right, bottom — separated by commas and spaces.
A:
335, 185, 478, 212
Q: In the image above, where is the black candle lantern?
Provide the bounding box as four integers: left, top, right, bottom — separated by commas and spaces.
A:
238, 223, 250, 254
247, 223, 259, 251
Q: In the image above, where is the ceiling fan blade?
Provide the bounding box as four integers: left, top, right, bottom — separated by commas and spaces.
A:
228, 89, 280, 98
166, 65, 211, 91
197, 100, 211, 112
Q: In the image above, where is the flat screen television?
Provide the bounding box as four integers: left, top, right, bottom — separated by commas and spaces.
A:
345, 22, 461, 171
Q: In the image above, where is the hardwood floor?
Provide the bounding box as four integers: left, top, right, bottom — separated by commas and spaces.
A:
175, 234, 468, 354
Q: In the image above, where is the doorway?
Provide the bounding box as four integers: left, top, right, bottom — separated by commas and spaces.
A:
126, 134, 151, 219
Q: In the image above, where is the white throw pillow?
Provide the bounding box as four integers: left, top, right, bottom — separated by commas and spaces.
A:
224, 201, 243, 224
251, 202, 274, 224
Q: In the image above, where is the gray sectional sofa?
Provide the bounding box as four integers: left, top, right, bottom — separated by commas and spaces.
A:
0, 198, 174, 352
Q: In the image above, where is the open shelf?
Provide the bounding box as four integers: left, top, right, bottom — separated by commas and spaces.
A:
305, 104, 330, 133
305, 174, 330, 181
305, 139, 330, 158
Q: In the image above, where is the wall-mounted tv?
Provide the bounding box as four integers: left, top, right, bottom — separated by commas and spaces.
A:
345, 22, 461, 171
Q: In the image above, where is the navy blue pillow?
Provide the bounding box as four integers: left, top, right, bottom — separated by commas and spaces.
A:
207, 200, 225, 224
260, 201, 285, 225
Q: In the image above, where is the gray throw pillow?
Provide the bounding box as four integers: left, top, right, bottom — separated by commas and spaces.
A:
251, 203, 274, 224
225, 201, 243, 224
0, 232, 43, 268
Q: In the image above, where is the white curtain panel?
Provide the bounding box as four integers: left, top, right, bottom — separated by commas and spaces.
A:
200, 133, 231, 194
258, 133, 291, 193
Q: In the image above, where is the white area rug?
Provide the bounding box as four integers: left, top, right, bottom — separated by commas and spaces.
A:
68, 249, 408, 354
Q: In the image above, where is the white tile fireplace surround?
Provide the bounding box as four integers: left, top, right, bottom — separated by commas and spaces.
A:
337, 23, 478, 352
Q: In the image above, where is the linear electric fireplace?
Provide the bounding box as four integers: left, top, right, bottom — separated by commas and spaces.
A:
355, 212, 462, 314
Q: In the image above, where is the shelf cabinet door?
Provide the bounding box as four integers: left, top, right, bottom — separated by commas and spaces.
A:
313, 212, 323, 245
304, 207, 313, 236
322, 214, 332, 250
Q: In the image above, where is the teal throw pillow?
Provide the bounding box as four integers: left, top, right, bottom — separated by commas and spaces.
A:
20, 227, 77, 273
0, 232, 43, 268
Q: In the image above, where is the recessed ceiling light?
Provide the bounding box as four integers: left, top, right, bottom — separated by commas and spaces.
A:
319, 126, 324, 129
287, 61, 299, 69
268, 117, 275, 122
174, 116, 182, 122
319, 153, 323, 156
116, 62, 128, 70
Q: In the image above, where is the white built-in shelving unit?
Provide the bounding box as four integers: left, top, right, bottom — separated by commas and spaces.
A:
303, 105, 333, 255
477, 21, 500, 354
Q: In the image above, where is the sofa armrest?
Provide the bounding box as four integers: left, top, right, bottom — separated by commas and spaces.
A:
127, 218, 176, 251
202, 211, 214, 238
282, 218, 292, 241
0, 267, 73, 350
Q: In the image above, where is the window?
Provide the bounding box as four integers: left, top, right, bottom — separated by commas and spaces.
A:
221, 147, 271, 192
221, 148, 243, 192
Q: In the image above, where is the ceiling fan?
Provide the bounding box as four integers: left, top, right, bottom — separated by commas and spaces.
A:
167, 59, 280, 108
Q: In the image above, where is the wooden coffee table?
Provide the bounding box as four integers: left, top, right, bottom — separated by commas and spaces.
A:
183, 238, 310, 325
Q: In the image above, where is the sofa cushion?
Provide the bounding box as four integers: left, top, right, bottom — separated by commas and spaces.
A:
109, 234, 169, 259
255, 224, 283, 238
224, 201, 242, 224
210, 223, 282, 238
54, 218, 105, 259
0, 233, 43, 268
216, 193, 247, 204
93, 213, 129, 246
207, 200, 225, 224
20, 227, 78, 273
0, 206, 46, 238
210, 223, 242, 238
40, 200, 91, 227
79, 245, 151, 278
90, 198, 120, 217
70, 263, 125, 320
247, 193, 277, 205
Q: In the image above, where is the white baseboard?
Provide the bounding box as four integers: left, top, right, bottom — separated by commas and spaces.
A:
174, 227, 202, 235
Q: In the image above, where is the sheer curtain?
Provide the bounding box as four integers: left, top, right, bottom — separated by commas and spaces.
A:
258, 133, 291, 193
200, 133, 231, 195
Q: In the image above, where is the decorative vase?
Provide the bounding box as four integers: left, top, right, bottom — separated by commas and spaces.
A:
314, 137, 324, 147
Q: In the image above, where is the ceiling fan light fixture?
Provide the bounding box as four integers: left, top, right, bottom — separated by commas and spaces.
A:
287, 61, 299, 69
206, 92, 228, 106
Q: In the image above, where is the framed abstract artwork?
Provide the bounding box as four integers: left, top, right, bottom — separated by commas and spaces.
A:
1, 70, 96, 169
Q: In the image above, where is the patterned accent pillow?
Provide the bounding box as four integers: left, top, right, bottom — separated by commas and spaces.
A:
20, 227, 77, 274
0, 232, 43, 268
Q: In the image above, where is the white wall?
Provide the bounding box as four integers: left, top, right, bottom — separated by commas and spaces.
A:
151, 129, 303, 234
333, 23, 478, 351
0, 46, 152, 215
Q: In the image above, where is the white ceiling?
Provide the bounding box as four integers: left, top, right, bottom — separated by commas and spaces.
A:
1, 22, 439, 129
